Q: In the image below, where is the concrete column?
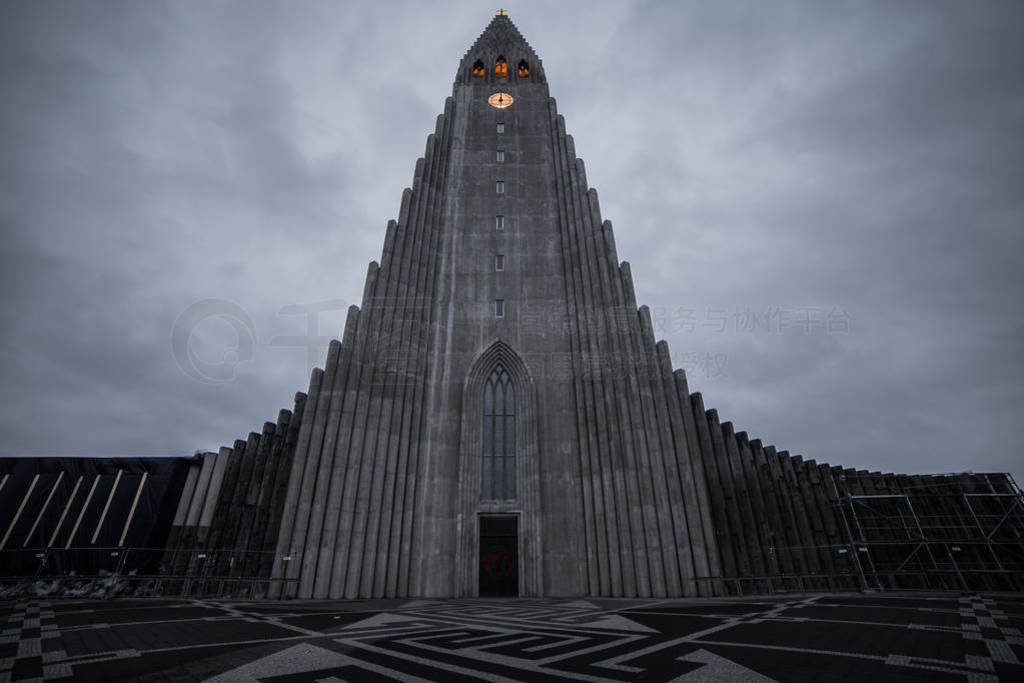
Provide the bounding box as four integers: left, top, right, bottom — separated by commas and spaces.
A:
196, 447, 231, 548
690, 393, 736, 584
169, 460, 201, 538
749, 439, 784, 577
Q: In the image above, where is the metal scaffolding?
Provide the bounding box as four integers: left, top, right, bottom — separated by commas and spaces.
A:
837, 472, 1024, 591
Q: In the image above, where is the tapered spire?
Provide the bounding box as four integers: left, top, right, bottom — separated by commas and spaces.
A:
456, 12, 545, 84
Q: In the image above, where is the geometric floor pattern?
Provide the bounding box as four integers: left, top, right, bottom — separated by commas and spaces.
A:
1, 592, 1022, 681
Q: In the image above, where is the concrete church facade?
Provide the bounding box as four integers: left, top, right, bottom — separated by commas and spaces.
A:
3, 13, 1022, 598
264, 13, 720, 599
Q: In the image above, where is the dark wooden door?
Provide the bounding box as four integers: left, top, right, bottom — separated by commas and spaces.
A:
479, 515, 518, 597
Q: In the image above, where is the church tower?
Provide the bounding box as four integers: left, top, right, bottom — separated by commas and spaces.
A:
259, 12, 720, 598
153, 12, 1023, 599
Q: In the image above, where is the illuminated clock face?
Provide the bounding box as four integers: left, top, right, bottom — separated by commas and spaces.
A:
488, 92, 514, 109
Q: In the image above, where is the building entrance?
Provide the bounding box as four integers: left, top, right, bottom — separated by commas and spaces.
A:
478, 515, 518, 596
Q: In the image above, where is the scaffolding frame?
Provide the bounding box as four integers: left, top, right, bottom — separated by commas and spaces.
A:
836, 472, 1024, 591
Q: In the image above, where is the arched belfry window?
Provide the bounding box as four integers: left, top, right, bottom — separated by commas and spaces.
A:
495, 56, 508, 78
482, 364, 515, 499
517, 60, 529, 77
472, 60, 485, 77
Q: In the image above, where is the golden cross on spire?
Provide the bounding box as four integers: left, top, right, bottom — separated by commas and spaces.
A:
496, 9, 508, 15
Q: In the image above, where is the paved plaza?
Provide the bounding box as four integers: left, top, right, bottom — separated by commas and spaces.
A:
1, 592, 1022, 681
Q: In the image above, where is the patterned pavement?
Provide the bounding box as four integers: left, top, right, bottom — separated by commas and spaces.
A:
1, 592, 1022, 681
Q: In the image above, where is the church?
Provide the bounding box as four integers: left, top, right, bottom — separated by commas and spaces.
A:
2, 12, 1021, 599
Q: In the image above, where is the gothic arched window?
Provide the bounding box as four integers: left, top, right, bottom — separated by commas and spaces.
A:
482, 364, 515, 499
517, 60, 529, 77
472, 60, 485, 77
495, 56, 508, 78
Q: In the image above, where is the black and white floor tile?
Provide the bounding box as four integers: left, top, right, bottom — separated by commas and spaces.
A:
1, 593, 1021, 681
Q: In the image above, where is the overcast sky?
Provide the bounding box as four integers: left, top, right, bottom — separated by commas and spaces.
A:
2, 0, 1022, 484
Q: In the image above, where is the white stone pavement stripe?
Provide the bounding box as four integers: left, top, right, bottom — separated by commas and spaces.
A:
523, 635, 590, 653
403, 607, 657, 634
684, 638, 1000, 679
675, 648, 778, 682
392, 628, 648, 675
594, 596, 883, 674
345, 611, 651, 673
335, 636, 603, 683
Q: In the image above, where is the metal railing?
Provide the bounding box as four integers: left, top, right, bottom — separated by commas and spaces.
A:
0, 546, 299, 599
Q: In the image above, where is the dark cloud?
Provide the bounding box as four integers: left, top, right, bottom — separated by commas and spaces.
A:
1, 1, 1021, 485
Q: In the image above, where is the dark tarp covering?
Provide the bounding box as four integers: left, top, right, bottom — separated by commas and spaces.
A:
0, 456, 195, 576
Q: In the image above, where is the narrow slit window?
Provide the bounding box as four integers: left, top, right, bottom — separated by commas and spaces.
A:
495, 254, 504, 271
482, 364, 515, 500
495, 215, 504, 230
496, 180, 504, 194
496, 150, 505, 162
496, 122, 505, 133
495, 299, 505, 317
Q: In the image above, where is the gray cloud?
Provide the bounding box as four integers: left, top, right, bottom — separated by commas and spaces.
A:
1, 0, 1021, 485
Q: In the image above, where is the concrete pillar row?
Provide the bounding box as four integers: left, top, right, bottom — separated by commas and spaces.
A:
249, 408, 293, 577
547, 102, 604, 596
706, 412, 750, 579
550, 109, 622, 595
569, 159, 653, 597
399, 98, 455, 596
748, 439, 784, 577
721, 423, 762, 577
675, 378, 724, 593
735, 431, 772, 576
653, 341, 704, 595
277, 359, 331, 597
